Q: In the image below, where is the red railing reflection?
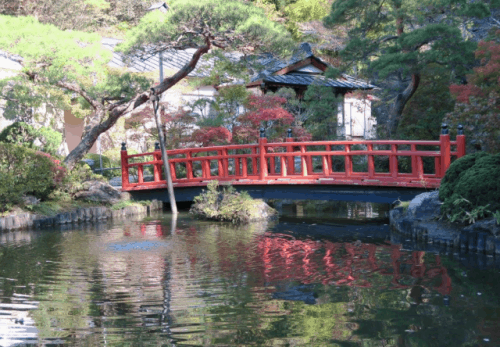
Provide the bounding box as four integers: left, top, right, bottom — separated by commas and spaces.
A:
254, 234, 452, 295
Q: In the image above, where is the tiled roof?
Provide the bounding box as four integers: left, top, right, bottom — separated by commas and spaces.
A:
262, 73, 375, 89
248, 42, 376, 90
102, 38, 217, 78
250, 42, 321, 81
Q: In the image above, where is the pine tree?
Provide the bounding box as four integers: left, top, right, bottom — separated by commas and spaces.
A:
0, 0, 293, 169
324, 0, 496, 137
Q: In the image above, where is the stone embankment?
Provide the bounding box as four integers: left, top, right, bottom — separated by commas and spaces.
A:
390, 191, 500, 254
0, 202, 163, 232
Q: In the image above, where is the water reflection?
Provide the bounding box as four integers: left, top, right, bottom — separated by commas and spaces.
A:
0, 207, 499, 346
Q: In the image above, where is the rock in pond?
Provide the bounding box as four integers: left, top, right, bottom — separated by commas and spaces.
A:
73, 180, 123, 204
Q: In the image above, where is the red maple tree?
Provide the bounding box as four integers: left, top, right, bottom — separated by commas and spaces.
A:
191, 126, 232, 147
445, 31, 500, 153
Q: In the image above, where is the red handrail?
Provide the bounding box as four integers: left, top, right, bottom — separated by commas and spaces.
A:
121, 131, 466, 191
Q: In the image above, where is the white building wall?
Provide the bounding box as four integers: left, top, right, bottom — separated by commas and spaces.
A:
339, 96, 376, 139
0, 53, 23, 130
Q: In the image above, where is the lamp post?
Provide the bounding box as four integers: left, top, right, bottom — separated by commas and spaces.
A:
151, 88, 178, 215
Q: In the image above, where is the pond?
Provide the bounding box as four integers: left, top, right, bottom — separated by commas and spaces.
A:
1, 200, 500, 346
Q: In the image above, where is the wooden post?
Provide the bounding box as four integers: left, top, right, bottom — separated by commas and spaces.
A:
203, 159, 210, 179
222, 148, 229, 177
322, 154, 329, 176
307, 151, 313, 174
259, 128, 268, 180
367, 143, 375, 178
390, 144, 398, 178
326, 144, 332, 175
345, 144, 352, 177
218, 150, 224, 178
235, 157, 240, 177
186, 151, 193, 180
120, 142, 130, 190
435, 157, 441, 178
251, 147, 257, 175
300, 145, 308, 177
417, 156, 424, 179
280, 156, 287, 177
456, 124, 466, 159
169, 162, 177, 181
440, 124, 451, 177
411, 144, 418, 177
138, 164, 144, 183
242, 157, 248, 178
153, 142, 162, 182
286, 129, 294, 175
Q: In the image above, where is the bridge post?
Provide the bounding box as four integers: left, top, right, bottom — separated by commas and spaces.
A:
186, 150, 194, 180
456, 124, 466, 159
153, 142, 162, 182
259, 128, 268, 180
286, 129, 294, 175
440, 124, 451, 177
120, 142, 130, 190
367, 143, 375, 178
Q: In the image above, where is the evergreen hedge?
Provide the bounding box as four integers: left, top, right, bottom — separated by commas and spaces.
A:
440, 152, 500, 223
0, 122, 62, 155
0, 143, 64, 212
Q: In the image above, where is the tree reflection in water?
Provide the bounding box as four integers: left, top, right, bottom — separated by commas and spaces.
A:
1, 215, 499, 346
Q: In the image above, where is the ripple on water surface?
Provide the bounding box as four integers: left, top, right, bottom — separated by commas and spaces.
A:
0, 207, 500, 346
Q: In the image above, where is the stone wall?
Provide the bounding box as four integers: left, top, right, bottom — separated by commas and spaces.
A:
390, 191, 500, 255
0, 200, 163, 232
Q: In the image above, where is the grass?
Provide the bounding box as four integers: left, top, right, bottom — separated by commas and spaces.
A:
110, 200, 152, 210
395, 200, 411, 212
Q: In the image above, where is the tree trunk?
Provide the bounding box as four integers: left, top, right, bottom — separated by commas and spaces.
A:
62, 42, 211, 171
387, 73, 420, 138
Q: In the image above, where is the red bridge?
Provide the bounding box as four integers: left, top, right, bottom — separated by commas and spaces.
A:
120, 125, 465, 201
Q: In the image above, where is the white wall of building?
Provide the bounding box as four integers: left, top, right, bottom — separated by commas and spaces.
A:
339, 96, 376, 139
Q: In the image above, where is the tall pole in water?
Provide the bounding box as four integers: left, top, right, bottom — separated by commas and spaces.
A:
151, 89, 178, 215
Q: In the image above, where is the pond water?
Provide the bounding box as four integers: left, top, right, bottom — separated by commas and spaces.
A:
1, 201, 500, 346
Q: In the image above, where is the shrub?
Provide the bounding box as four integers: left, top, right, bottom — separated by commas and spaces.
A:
0, 143, 63, 211
37, 126, 62, 155
0, 122, 38, 146
440, 152, 500, 223
83, 153, 118, 179
60, 162, 105, 194
190, 180, 276, 223
0, 122, 62, 155
439, 152, 490, 202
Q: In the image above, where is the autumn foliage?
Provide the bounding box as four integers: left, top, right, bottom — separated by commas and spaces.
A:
233, 94, 299, 144
191, 126, 233, 147
126, 94, 311, 149
445, 31, 500, 153
126, 105, 195, 149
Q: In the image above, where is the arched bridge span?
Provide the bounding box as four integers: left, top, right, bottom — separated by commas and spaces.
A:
120, 125, 466, 204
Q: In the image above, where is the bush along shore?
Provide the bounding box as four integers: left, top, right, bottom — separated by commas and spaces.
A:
390, 152, 500, 254
0, 142, 163, 231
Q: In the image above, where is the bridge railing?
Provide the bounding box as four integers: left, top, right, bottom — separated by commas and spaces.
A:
120, 124, 466, 191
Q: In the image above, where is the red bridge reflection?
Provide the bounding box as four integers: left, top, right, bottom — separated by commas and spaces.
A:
133, 221, 452, 297
254, 234, 452, 295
